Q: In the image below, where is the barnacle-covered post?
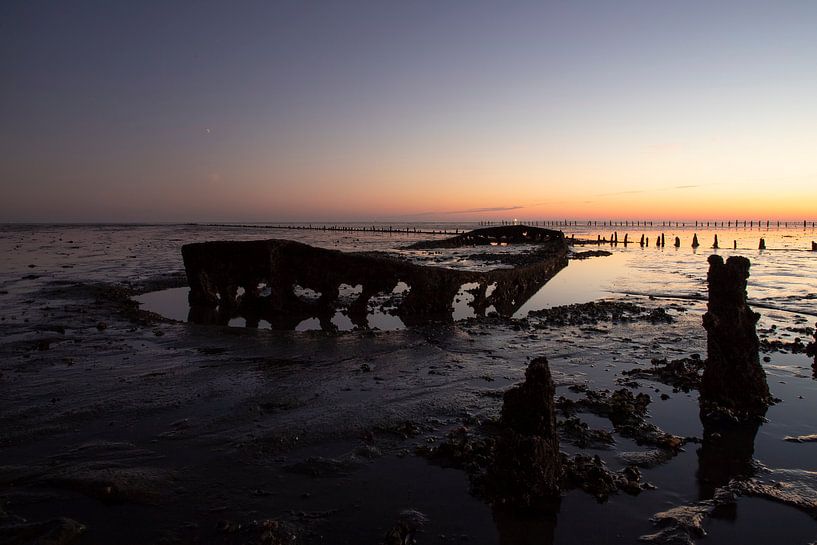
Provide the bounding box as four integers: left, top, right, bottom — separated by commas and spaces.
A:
700, 255, 771, 419
486, 357, 562, 508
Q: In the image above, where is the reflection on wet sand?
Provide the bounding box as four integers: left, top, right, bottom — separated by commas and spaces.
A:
697, 419, 761, 507
181, 227, 568, 331
493, 506, 557, 545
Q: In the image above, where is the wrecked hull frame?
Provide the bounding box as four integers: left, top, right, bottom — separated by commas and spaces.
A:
182, 231, 568, 329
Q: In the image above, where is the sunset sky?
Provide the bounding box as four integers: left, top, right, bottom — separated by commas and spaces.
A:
2, 1, 816, 222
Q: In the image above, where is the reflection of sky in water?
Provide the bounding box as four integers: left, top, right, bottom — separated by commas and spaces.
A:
367, 311, 405, 331
136, 287, 409, 331
129, 223, 817, 332
513, 253, 630, 317
294, 317, 321, 331
134, 287, 189, 322
587, 235, 817, 317
452, 282, 479, 321
331, 311, 354, 330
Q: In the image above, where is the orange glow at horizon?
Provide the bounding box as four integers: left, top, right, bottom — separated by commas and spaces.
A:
236, 161, 817, 222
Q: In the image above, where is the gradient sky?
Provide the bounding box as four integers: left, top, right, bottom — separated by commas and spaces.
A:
2, 0, 816, 222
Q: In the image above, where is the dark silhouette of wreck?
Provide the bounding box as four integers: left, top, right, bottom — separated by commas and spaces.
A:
181, 226, 568, 330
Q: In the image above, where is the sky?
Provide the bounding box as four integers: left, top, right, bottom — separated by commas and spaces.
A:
1, 0, 816, 222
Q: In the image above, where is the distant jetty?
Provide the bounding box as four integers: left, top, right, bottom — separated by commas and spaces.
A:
204, 219, 816, 234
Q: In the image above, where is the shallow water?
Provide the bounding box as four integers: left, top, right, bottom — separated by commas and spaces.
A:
127, 223, 817, 330
3, 222, 816, 308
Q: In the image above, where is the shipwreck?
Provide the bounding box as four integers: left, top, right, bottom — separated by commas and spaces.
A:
181, 226, 569, 329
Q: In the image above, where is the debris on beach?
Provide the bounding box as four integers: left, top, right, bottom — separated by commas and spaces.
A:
783, 434, 817, 443
806, 323, 817, 371
557, 388, 684, 451
557, 415, 615, 449
644, 464, 817, 544
570, 250, 613, 260
639, 488, 736, 545
621, 355, 705, 392
528, 301, 674, 327
563, 454, 654, 501
732, 466, 817, 518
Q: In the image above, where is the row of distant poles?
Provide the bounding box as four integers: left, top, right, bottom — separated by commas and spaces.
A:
478, 219, 817, 251
231, 220, 816, 250
585, 231, 817, 251
479, 219, 817, 229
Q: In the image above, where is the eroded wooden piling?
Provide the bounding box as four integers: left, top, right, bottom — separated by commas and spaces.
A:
487, 357, 562, 508
700, 255, 771, 419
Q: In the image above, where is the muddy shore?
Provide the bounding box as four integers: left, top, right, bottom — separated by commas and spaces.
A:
2, 224, 816, 544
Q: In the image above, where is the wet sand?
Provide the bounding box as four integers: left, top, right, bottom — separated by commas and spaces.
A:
1, 224, 816, 544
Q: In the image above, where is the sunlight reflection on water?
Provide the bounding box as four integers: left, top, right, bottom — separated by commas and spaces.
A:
134, 225, 817, 331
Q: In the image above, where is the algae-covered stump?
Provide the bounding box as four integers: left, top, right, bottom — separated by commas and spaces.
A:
700, 255, 771, 419
486, 357, 562, 508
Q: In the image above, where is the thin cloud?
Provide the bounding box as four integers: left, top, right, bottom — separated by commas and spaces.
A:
393, 205, 525, 218
448, 205, 525, 214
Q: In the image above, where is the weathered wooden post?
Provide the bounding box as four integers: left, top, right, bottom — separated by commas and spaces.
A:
640, 234, 645, 247
692, 234, 700, 248
713, 234, 719, 249
758, 238, 766, 250
733, 240, 737, 249
812, 241, 817, 251
700, 255, 771, 419
487, 357, 562, 508
674, 236, 681, 248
